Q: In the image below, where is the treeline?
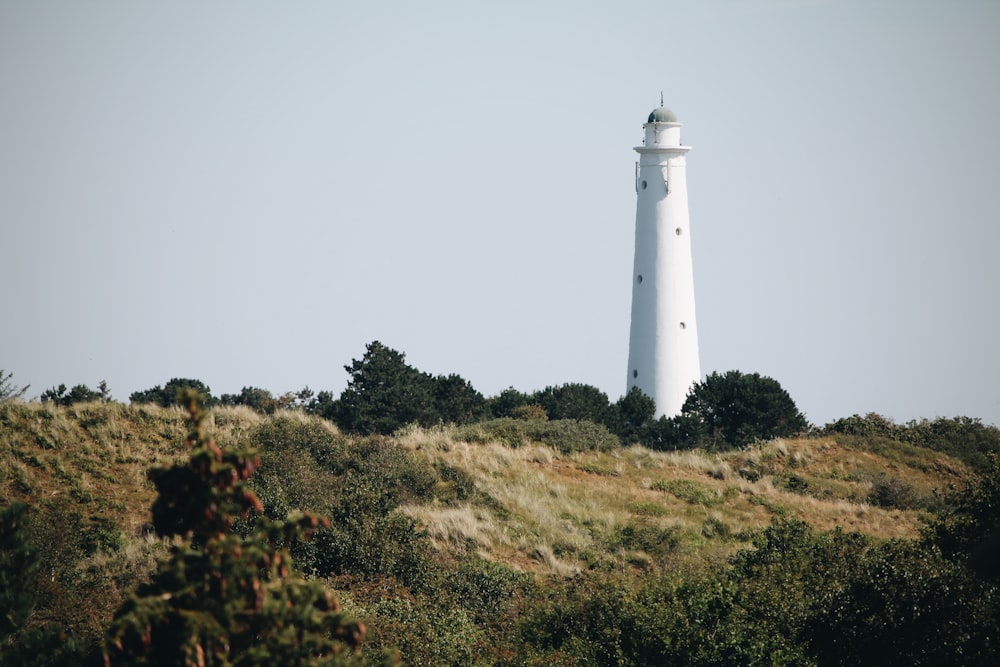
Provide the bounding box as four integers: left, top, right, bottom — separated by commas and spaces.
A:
20, 340, 1000, 464
23, 341, 810, 451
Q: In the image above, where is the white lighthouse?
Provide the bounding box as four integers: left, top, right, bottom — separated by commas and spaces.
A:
626, 103, 701, 417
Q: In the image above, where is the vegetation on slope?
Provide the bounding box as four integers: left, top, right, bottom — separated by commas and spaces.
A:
2, 396, 999, 665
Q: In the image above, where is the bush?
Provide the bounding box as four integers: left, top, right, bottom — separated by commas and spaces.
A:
129, 378, 217, 407
926, 454, 1000, 581
868, 475, 916, 509
104, 392, 369, 666
444, 558, 528, 623
651, 479, 718, 505
607, 521, 681, 560
820, 412, 901, 439
485, 387, 535, 418
903, 416, 1000, 474
219, 386, 293, 414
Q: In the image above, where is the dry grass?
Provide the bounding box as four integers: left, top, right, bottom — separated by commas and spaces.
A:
1, 403, 974, 580
396, 423, 971, 573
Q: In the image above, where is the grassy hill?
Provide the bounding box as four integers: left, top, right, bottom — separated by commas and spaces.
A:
1, 400, 994, 665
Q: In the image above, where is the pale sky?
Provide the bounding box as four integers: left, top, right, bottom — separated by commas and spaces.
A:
2, 0, 998, 427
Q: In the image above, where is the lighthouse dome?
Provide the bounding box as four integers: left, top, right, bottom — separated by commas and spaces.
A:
647, 107, 678, 123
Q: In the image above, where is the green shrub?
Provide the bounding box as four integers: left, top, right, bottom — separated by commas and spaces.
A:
608, 521, 681, 560
104, 392, 369, 666
868, 475, 916, 509
651, 479, 718, 505
820, 412, 901, 439
903, 416, 1000, 473
511, 404, 547, 421
445, 558, 528, 623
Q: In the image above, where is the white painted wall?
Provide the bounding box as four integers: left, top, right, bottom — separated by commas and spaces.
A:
626, 113, 701, 417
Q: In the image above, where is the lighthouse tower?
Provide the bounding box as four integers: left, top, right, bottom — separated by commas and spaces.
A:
626, 103, 701, 417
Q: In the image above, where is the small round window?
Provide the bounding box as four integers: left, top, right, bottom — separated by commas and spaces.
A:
679, 322, 687, 330
632, 369, 638, 379
641, 180, 647, 190
675, 227, 683, 236
636, 274, 643, 284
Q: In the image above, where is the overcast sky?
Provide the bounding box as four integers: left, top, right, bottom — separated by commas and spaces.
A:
2, 0, 998, 426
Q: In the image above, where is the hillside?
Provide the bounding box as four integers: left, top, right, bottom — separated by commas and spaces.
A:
1, 400, 995, 665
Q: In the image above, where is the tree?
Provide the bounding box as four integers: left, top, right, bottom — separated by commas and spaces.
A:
40, 383, 104, 406
432, 373, 487, 425
0, 369, 28, 402
219, 386, 297, 414
485, 387, 536, 418
680, 371, 808, 450
129, 378, 217, 407
104, 391, 371, 666
335, 342, 437, 435
306, 390, 338, 421
608, 387, 656, 444
533, 383, 612, 424
640, 413, 707, 451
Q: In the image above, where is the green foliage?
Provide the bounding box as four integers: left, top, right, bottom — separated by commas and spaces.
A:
608, 386, 656, 444
246, 416, 439, 588
485, 387, 535, 418
533, 383, 611, 424
335, 341, 438, 435
868, 475, 917, 509
903, 416, 1000, 473
607, 521, 681, 560
926, 454, 1000, 581
218, 386, 315, 414
510, 404, 547, 421
514, 517, 1000, 666
444, 558, 528, 624
640, 413, 706, 451
40, 382, 107, 406
314, 480, 433, 589
651, 478, 718, 505
104, 391, 370, 666
356, 582, 482, 667
0, 502, 37, 641
432, 373, 488, 425
683, 371, 808, 449
0, 369, 29, 402
726, 518, 1000, 666
219, 386, 288, 414
333, 341, 490, 433
1, 501, 95, 667
644, 370, 808, 451
821, 412, 901, 439
6, 387, 1000, 666
807, 539, 998, 666
820, 414, 1000, 474
129, 378, 217, 407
